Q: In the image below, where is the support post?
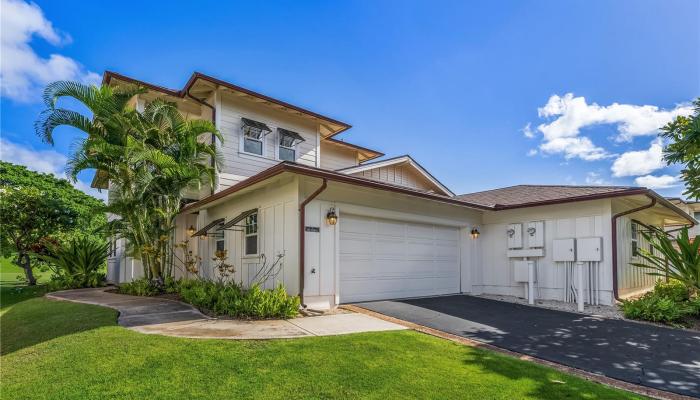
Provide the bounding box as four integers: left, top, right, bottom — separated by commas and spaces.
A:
576, 261, 584, 312
527, 260, 535, 305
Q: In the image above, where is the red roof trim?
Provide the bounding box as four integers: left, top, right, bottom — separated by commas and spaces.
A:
102, 71, 351, 136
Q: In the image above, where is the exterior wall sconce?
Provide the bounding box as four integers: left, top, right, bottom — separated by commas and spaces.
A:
470, 227, 480, 239
326, 207, 338, 225
187, 225, 196, 237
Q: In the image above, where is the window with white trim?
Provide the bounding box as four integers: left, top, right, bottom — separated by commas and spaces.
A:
243, 127, 264, 155
240, 118, 270, 156
244, 212, 258, 256
278, 133, 296, 161
277, 128, 305, 162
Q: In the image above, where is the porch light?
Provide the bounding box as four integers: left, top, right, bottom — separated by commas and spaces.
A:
187, 225, 196, 237
326, 208, 338, 225
470, 227, 480, 239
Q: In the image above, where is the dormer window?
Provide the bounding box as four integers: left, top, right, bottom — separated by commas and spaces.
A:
241, 118, 271, 156
277, 128, 305, 162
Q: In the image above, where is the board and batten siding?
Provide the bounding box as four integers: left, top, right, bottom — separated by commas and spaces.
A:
319, 142, 358, 170
186, 178, 300, 295
216, 92, 319, 189
477, 199, 615, 305
616, 216, 658, 297
351, 165, 435, 192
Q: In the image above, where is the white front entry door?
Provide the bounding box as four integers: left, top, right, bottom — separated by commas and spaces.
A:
339, 214, 461, 303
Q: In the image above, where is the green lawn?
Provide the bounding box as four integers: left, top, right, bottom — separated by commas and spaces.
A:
0, 286, 644, 400
0, 257, 49, 285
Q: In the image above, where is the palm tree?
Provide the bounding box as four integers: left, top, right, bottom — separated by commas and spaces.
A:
36, 81, 221, 282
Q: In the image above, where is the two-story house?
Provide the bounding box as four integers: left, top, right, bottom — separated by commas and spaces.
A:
98, 71, 696, 310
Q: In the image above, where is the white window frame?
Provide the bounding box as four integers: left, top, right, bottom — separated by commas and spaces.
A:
240, 125, 266, 157
243, 212, 259, 257
277, 131, 298, 162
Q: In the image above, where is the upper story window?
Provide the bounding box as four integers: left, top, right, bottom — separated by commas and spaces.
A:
694, 211, 700, 221
277, 128, 305, 162
241, 118, 271, 156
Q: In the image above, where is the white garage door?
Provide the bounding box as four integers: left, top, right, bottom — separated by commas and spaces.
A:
339, 214, 461, 303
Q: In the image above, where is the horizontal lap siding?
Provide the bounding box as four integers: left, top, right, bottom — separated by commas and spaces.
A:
217, 93, 319, 189
353, 165, 434, 192
319, 143, 358, 170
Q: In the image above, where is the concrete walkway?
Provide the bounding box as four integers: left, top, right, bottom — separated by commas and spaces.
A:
47, 288, 405, 339
357, 295, 700, 399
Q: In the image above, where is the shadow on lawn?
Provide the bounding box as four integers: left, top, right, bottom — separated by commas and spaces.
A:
1, 286, 116, 355
462, 350, 640, 399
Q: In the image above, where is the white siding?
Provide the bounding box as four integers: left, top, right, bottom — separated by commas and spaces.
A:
216, 92, 319, 189
319, 142, 358, 170
351, 165, 436, 192
616, 216, 658, 297
476, 200, 615, 305
180, 178, 300, 295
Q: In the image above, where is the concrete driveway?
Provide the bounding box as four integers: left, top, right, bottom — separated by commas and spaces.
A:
356, 295, 700, 398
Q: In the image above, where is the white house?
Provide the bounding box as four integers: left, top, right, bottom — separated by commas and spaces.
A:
98, 71, 697, 310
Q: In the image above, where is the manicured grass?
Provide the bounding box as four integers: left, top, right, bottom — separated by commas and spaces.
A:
0, 287, 644, 400
0, 257, 48, 285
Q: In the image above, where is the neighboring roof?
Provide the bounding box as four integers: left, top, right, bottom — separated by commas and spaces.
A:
181, 162, 491, 213
102, 71, 351, 137
322, 137, 384, 162
336, 155, 454, 197
457, 185, 644, 208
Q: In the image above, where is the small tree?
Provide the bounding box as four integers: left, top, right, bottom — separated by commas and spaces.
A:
0, 187, 78, 285
661, 98, 700, 200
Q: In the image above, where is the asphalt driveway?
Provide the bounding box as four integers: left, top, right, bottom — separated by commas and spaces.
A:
356, 295, 700, 398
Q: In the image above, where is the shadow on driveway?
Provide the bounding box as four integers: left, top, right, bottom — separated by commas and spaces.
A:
357, 295, 700, 398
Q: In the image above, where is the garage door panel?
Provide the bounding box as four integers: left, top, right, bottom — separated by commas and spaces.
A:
340, 214, 461, 303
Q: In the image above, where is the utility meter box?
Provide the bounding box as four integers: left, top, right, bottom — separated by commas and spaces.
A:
507, 223, 523, 249
552, 238, 576, 262
577, 237, 602, 262
526, 221, 544, 248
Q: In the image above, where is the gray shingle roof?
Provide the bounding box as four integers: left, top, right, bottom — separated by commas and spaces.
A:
457, 185, 641, 208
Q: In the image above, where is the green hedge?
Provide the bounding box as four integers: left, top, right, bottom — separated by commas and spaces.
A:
118, 278, 299, 319
621, 280, 700, 326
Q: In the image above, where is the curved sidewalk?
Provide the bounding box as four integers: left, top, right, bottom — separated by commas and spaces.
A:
47, 288, 405, 340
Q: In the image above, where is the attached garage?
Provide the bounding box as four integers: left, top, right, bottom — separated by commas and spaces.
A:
339, 214, 461, 303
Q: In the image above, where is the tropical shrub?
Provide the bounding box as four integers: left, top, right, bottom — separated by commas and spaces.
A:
631, 227, 700, 293
117, 278, 161, 297
120, 278, 299, 319
36, 82, 221, 283
41, 236, 107, 290
621, 280, 700, 326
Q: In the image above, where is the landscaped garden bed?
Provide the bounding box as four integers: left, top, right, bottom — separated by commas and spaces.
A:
117, 278, 300, 319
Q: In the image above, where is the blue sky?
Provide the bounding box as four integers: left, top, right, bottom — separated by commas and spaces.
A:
1, 0, 698, 200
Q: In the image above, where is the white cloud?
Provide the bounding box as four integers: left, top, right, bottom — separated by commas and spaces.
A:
610, 139, 665, 177
585, 172, 609, 186
0, 138, 106, 200
522, 123, 536, 139
539, 136, 610, 161
526, 149, 538, 157
0, 0, 100, 102
634, 174, 680, 189
538, 93, 692, 142
532, 93, 692, 161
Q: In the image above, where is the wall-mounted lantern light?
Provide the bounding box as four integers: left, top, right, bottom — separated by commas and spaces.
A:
470, 227, 480, 239
326, 208, 338, 225
187, 225, 196, 237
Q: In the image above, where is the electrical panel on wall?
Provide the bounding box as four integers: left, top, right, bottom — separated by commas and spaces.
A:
526, 221, 544, 248
576, 237, 602, 262
507, 223, 523, 249
552, 239, 576, 262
